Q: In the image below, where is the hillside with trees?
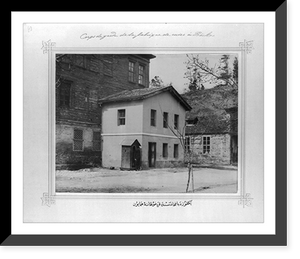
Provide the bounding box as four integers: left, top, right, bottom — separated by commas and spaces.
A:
181, 53, 238, 123
182, 86, 238, 120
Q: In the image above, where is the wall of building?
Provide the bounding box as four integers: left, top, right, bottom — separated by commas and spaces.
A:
142, 91, 187, 136
101, 91, 187, 169
102, 134, 184, 169
187, 133, 231, 165
141, 92, 186, 169
56, 123, 101, 169
102, 134, 143, 169
98, 54, 152, 97
101, 91, 187, 137
56, 54, 153, 169
101, 100, 143, 169
56, 54, 151, 123
141, 135, 184, 169
101, 100, 144, 134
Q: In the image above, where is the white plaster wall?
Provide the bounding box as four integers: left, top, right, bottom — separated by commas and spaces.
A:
142, 92, 187, 136
141, 135, 184, 168
102, 134, 143, 168
101, 100, 143, 134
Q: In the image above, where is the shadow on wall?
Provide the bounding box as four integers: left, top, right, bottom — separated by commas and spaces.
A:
56, 142, 101, 170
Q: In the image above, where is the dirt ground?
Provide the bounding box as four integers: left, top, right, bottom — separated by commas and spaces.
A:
55, 167, 238, 193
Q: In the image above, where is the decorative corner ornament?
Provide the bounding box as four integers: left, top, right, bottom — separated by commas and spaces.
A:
41, 192, 55, 207
239, 40, 254, 54
238, 193, 253, 208
41, 39, 56, 54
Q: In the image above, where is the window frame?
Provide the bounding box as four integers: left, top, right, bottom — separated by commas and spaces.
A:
174, 114, 179, 130
150, 109, 156, 127
73, 128, 84, 151
118, 109, 126, 126
163, 112, 169, 128
174, 144, 179, 159
128, 61, 135, 83
162, 143, 168, 158
185, 136, 191, 153
138, 64, 145, 85
203, 135, 211, 154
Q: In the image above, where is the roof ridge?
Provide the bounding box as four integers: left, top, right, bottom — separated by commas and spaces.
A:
98, 85, 192, 111
98, 89, 131, 101
99, 86, 167, 101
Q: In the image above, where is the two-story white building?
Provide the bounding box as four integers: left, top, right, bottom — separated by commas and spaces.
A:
99, 86, 192, 170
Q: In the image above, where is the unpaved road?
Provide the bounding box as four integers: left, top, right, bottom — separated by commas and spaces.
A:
56, 167, 238, 193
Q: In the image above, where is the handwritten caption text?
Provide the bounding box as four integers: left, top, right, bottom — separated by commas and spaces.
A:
133, 200, 193, 208
80, 31, 214, 41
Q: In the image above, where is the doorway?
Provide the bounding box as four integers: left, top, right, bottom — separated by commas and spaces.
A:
131, 145, 141, 170
121, 139, 141, 170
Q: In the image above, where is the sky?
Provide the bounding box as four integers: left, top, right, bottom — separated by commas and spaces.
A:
149, 54, 237, 94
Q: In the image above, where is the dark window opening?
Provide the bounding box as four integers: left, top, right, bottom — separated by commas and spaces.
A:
138, 65, 145, 85
128, 61, 135, 82
162, 143, 168, 158
186, 117, 198, 126
118, 109, 126, 125
185, 137, 190, 152
73, 129, 83, 151
203, 136, 211, 154
163, 112, 168, 128
174, 114, 179, 129
174, 144, 179, 158
150, 109, 156, 126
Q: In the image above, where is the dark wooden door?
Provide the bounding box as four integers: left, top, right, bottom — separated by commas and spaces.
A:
230, 135, 238, 164
121, 146, 131, 169
131, 146, 141, 170
148, 142, 156, 168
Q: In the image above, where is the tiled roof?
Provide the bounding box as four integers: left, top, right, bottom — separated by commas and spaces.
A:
185, 106, 238, 135
185, 115, 231, 135
99, 87, 162, 102
99, 85, 192, 111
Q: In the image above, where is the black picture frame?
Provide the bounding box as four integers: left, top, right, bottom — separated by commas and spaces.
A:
6, 2, 287, 246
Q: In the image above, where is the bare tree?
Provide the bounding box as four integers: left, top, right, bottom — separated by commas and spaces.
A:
157, 103, 196, 192
184, 54, 238, 89
157, 106, 228, 192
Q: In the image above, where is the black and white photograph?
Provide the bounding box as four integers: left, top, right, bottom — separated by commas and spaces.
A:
7, 4, 290, 251
20, 20, 268, 226
55, 53, 239, 194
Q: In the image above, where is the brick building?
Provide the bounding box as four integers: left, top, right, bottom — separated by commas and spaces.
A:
55, 54, 155, 169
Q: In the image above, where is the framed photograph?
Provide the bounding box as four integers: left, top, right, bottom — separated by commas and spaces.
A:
39, 34, 250, 222
7, 3, 286, 246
